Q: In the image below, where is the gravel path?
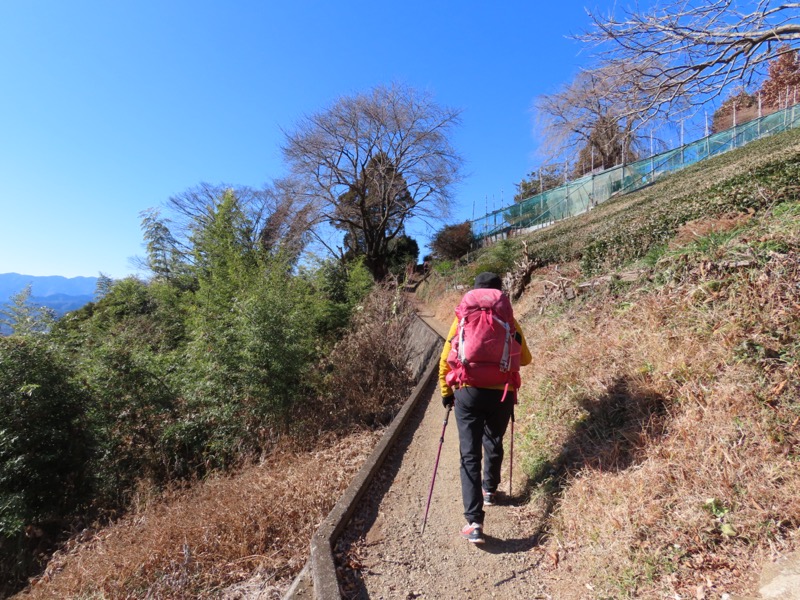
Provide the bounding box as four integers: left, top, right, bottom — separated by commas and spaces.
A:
335, 311, 551, 600
332, 306, 800, 600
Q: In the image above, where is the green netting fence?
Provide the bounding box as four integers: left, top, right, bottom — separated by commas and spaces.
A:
472, 103, 800, 241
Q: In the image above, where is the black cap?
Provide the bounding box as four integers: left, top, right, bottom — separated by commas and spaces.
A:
474, 272, 502, 290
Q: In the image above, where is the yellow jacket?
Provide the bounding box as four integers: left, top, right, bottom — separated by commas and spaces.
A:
438, 316, 532, 397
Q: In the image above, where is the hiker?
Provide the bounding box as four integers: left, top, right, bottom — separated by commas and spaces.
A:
438, 272, 532, 544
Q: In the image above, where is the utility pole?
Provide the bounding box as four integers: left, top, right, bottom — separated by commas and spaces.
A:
758, 93, 762, 137
680, 119, 685, 166
493, 194, 497, 235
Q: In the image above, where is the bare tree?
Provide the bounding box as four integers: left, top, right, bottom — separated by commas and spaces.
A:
534, 63, 661, 173
256, 178, 317, 259
163, 181, 314, 263
282, 82, 463, 279
581, 1, 800, 115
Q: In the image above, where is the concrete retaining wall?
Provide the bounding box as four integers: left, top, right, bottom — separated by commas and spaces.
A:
284, 314, 443, 600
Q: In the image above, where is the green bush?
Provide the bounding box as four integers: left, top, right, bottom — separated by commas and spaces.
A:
312, 257, 374, 334
469, 238, 520, 278
0, 338, 90, 535
52, 277, 187, 502
432, 259, 455, 276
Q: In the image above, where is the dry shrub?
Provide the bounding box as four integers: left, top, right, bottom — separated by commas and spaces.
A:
670, 212, 754, 248
316, 284, 415, 430
516, 247, 800, 598
19, 431, 381, 599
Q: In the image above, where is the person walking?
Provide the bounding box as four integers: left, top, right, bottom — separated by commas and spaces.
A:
438, 272, 532, 544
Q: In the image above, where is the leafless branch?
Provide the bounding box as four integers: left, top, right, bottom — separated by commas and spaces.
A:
579, 1, 800, 115
282, 82, 463, 278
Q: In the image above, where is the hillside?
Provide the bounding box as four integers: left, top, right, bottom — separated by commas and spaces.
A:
0, 274, 97, 334
0, 273, 98, 301
12, 128, 800, 599
410, 127, 800, 597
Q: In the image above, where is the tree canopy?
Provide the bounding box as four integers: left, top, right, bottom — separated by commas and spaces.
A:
534, 64, 650, 177
282, 82, 463, 279
710, 47, 800, 132
429, 221, 474, 261
513, 165, 564, 203
760, 45, 800, 107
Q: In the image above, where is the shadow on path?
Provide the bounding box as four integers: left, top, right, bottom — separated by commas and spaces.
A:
335, 375, 669, 598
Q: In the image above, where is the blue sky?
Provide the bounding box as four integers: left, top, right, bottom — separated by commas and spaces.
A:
2, 1, 598, 278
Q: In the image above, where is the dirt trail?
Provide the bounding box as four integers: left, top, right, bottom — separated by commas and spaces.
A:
335, 307, 550, 600
332, 300, 800, 600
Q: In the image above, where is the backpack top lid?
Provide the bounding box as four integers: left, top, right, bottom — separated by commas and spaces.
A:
455, 287, 513, 323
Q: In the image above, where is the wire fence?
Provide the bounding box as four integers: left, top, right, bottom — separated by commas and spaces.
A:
472, 102, 800, 242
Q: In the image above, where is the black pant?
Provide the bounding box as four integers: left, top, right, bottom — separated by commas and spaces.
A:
454, 387, 514, 525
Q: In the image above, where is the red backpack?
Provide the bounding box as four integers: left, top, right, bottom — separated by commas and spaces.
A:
445, 288, 521, 399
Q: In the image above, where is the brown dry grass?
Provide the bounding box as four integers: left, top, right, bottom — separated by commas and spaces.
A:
18, 431, 381, 600
14, 284, 417, 600
514, 206, 800, 598
670, 213, 754, 249
315, 284, 416, 430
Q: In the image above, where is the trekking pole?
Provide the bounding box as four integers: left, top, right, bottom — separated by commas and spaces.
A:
509, 408, 515, 497
421, 405, 452, 535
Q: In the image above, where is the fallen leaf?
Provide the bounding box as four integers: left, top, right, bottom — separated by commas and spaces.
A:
696, 584, 706, 599
771, 380, 788, 396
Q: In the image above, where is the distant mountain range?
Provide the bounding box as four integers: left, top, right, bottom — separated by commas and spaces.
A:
0, 273, 99, 301
0, 273, 99, 333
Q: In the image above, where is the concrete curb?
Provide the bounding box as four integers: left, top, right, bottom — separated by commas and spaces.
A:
283, 314, 443, 600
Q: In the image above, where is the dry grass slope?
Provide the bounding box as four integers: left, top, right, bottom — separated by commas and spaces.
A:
510, 198, 800, 596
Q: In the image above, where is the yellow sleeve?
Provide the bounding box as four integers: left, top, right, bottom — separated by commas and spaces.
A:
438, 317, 459, 397
514, 318, 533, 367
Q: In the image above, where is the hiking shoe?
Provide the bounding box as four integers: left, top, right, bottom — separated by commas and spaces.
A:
483, 489, 496, 506
461, 522, 485, 544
